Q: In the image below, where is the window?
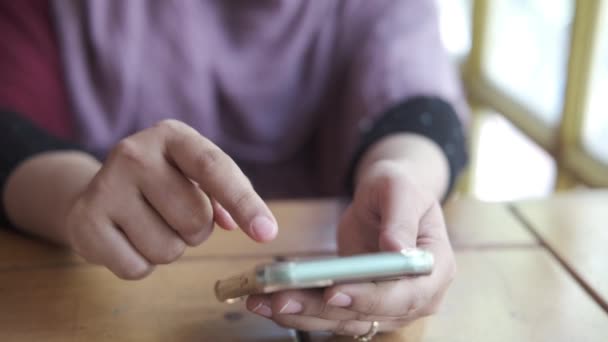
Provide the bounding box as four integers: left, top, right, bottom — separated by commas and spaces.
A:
438, 0, 472, 59
474, 111, 556, 201
484, 0, 574, 125
582, 3, 608, 164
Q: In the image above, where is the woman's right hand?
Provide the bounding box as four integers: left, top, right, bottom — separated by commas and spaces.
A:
63, 120, 277, 279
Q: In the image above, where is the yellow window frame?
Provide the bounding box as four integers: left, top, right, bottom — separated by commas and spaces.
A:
462, 0, 608, 193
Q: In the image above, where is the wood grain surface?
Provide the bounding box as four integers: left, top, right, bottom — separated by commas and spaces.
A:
307, 249, 608, 342
513, 190, 608, 310
0, 258, 296, 342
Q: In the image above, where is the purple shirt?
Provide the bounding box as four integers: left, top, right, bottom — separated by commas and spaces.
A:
51, 0, 467, 197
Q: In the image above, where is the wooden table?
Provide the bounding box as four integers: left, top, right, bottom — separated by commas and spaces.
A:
513, 190, 608, 312
309, 249, 608, 342
0, 258, 297, 342
443, 197, 537, 249
1, 194, 607, 341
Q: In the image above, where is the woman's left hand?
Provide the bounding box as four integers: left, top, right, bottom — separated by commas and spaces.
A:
246, 160, 456, 336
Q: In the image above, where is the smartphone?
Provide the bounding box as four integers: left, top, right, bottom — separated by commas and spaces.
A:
215, 249, 433, 302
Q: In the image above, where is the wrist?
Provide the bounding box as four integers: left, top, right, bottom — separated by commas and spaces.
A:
346, 97, 468, 201
3, 151, 101, 245
354, 134, 449, 200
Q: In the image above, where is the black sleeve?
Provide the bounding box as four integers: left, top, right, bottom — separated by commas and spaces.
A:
0, 109, 85, 229
346, 96, 468, 200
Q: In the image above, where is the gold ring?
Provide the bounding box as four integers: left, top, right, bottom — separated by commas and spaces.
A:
353, 321, 379, 341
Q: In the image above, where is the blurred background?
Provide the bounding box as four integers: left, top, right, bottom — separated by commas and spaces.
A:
437, 0, 607, 201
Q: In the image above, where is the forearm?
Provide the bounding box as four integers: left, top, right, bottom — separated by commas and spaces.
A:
354, 133, 450, 200
2, 151, 100, 244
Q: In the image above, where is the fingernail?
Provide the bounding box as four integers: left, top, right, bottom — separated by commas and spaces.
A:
251, 302, 272, 318
279, 299, 303, 314
250, 216, 277, 241
327, 292, 352, 307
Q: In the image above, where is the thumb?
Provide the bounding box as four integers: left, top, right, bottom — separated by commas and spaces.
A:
374, 185, 426, 252
379, 225, 418, 252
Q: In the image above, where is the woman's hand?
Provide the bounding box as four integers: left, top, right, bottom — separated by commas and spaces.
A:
246, 160, 455, 336
40, 120, 276, 279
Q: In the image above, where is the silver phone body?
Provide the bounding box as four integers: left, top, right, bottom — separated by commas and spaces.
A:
215, 249, 433, 302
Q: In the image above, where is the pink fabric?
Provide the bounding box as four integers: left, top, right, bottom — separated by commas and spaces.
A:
0, 0, 73, 139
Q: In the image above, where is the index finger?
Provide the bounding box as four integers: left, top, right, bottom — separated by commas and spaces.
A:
159, 120, 277, 242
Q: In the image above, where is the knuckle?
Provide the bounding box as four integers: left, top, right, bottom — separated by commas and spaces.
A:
184, 227, 213, 247
375, 161, 404, 182
355, 312, 376, 322
318, 300, 331, 318
179, 212, 213, 239
152, 239, 187, 264
183, 214, 205, 235
154, 119, 187, 134
111, 139, 147, 168
185, 199, 214, 235
333, 320, 350, 335
85, 173, 114, 200
65, 207, 104, 261
376, 170, 399, 193
358, 284, 381, 315
407, 290, 431, 316
371, 162, 425, 197
194, 147, 225, 177
373, 172, 409, 203
114, 262, 152, 280
360, 297, 379, 315
334, 320, 362, 336
166, 238, 187, 261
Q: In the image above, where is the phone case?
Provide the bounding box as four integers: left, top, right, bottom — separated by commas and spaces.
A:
215, 249, 433, 302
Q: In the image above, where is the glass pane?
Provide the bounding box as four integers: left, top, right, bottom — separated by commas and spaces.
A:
438, 0, 472, 59
484, 0, 574, 125
474, 112, 556, 201
583, 3, 608, 164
